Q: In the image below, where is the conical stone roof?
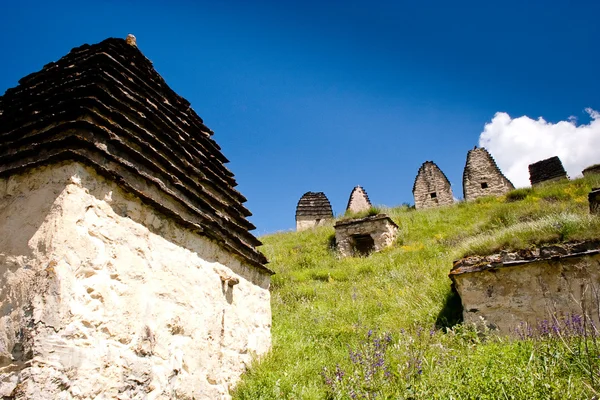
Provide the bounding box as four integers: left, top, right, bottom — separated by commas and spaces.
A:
0, 36, 269, 272
412, 161, 454, 209
295, 192, 333, 220
346, 185, 372, 213
462, 147, 514, 201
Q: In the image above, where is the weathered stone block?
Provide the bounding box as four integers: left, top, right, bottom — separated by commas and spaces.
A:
450, 241, 600, 333
334, 214, 398, 257
295, 192, 333, 231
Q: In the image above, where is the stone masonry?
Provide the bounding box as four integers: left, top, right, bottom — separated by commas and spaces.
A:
462, 147, 514, 201
346, 185, 372, 214
590, 189, 600, 215
295, 192, 334, 231
450, 241, 600, 333
412, 161, 454, 210
0, 36, 272, 399
582, 164, 600, 177
528, 156, 568, 186
334, 214, 398, 258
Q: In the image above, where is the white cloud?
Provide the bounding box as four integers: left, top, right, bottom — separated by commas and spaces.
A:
478, 108, 600, 188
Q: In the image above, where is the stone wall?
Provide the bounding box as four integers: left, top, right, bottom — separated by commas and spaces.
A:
334, 215, 398, 257
346, 186, 372, 214
450, 242, 600, 333
528, 156, 568, 186
583, 164, 600, 177
0, 163, 272, 399
412, 161, 454, 210
462, 147, 514, 201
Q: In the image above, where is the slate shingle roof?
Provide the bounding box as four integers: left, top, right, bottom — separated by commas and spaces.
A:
295, 192, 333, 219
0, 37, 270, 272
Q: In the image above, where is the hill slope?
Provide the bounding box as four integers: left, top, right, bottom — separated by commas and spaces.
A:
234, 176, 600, 399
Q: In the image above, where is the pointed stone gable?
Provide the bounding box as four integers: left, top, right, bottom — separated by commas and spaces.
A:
0, 37, 268, 272
528, 156, 568, 186
412, 161, 454, 210
295, 191, 333, 231
462, 147, 514, 201
346, 185, 372, 213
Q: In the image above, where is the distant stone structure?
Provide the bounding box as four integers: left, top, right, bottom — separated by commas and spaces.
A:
582, 164, 600, 177
528, 156, 568, 186
0, 37, 272, 399
334, 214, 398, 257
346, 185, 372, 214
450, 241, 600, 333
590, 189, 600, 215
295, 192, 334, 231
462, 147, 514, 201
412, 161, 454, 210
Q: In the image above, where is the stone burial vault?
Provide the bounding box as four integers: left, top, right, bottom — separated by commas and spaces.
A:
412, 161, 454, 210
462, 147, 514, 201
528, 156, 568, 186
0, 36, 273, 399
295, 192, 334, 231
450, 241, 600, 334
345, 186, 372, 214
334, 214, 398, 258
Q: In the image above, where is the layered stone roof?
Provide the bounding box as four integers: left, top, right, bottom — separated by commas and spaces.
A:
462, 147, 514, 201
0, 36, 269, 272
346, 185, 372, 213
295, 192, 333, 220
412, 161, 454, 209
528, 156, 568, 186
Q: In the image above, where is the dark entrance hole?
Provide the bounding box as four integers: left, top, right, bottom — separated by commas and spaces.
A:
481, 182, 488, 189
351, 234, 375, 256
430, 192, 437, 199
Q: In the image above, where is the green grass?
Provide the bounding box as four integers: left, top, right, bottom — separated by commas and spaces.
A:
233, 175, 600, 399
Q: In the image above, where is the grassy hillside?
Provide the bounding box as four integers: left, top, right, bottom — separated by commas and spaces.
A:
234, 176, 600, 399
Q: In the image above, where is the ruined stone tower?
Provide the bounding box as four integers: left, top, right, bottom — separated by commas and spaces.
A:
0, 37, 272, 399
412, 161, 454, 210
528, 156, 568, 186
295, 192, 333, 231
462, 147, 514, 201
346, 185, 372, 214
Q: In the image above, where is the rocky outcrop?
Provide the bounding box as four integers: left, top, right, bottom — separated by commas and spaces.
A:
450, 241, 600, 333
345, 186, 372, 214
295, 192, 333, 231
462, 147, 514, 201
412, 161, 454, 210
528, 156, 568, 187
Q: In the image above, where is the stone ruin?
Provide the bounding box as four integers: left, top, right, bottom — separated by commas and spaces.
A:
462, 147, 514, 201
295, 192, 334, 231
334, 214, 398, 257
590, 189, 600, 215
582, 164, 600, 177
346, 185, 372, 214
450, 241, 600, 333
412, 161, 454, 210
528, 156, 568, 186
0, 36, 272, 399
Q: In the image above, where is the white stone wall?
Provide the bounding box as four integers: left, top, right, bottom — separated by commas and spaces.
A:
296, 218, 329, 232
453, 254, 600, 333
0, 163, 271, 399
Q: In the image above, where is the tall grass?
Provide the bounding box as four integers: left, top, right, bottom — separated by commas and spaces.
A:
233, 175, 600, 399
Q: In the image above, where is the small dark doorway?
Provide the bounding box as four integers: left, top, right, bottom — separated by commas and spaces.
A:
480, 182, 488, 189
350, 234, 375, 256
430, 192, 437, 199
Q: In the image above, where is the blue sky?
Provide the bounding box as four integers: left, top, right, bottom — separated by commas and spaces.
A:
1, 1, 599, 234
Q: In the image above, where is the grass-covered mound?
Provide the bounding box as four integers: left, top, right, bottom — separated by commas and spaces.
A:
233, 175, 600, 399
